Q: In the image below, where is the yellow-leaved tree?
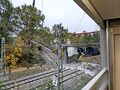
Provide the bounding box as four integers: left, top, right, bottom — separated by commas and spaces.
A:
6, 36, 24, 70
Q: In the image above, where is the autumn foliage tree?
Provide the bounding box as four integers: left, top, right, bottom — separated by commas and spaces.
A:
6, 36, 24, 69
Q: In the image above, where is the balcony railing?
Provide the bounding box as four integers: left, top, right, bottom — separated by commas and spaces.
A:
82, 67, 108, 90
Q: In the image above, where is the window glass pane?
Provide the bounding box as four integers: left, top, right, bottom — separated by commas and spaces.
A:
0, 0, 101, 90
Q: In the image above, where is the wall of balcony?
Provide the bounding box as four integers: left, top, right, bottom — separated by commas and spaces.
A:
82, 68, 108, 90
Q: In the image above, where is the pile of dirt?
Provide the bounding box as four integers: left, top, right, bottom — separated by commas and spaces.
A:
78, 55, 100, 64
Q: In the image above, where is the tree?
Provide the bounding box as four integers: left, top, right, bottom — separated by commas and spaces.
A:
10, 5, 46, 68
91, 32, 100, 42
12, 5, 44, 40
0, 0, 14, 42
6, 36, 23, 69
35, 29, 54, 47
52, 23, 68, 44
69, 33, 79, 44
79, 32, 100, 43
79, 34, 92, 43
20, 46, 41, 69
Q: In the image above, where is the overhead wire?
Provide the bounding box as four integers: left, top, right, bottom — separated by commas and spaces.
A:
74, 13, 86, 32
41, 0, 45, 27
41, 0, 43, 13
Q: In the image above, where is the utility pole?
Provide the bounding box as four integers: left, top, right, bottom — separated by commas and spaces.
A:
33, 0, 35, 7
0, 38, 7, 81
53, 25, 63, 90
32, 0, 45, 28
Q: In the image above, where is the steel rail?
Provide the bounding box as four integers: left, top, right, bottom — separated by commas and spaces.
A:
34, 70, 84, 90
0, 69, 69, 89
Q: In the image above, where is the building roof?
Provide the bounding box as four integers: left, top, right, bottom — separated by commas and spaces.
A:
69, 31, 100, 35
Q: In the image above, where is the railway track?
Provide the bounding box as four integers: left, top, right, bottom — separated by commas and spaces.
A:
0, 41, 86, 90
0, 68, 84, 90
0, 68, 69, 90
31, 69, 84, 90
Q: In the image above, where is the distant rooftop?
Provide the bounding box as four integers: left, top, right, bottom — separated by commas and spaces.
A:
69, 31, 100, 35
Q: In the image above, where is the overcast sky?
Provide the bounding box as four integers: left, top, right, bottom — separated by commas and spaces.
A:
10, 0, 100, 33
